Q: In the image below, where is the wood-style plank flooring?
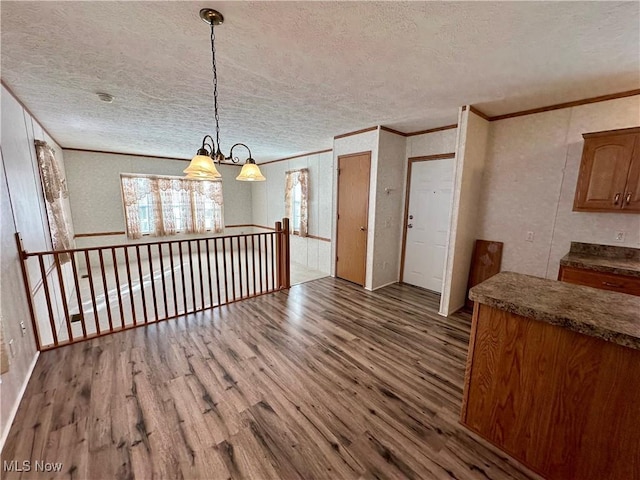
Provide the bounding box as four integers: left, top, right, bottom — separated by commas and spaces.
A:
1, 278, 538, 479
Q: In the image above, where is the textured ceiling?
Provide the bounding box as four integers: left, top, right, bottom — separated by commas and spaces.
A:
1, 1, 639, 161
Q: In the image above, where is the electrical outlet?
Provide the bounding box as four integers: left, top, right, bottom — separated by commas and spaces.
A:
615, 231, 625, 242
20, 321, 26, 336
525, 231, 534, 242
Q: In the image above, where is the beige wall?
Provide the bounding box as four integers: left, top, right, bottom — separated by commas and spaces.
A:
406, 128, 458, 158
251, 151, 333, 274
441, 109, 489, 315
371, 130, 407, 289
0, 85, 70, 448
476, 95, 640, 280
64, 150, 254, 249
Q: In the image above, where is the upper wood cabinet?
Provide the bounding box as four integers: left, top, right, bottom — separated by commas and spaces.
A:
573, 127, 640, 213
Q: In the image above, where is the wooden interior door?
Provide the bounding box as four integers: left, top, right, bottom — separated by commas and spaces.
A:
336, 152, 371, 286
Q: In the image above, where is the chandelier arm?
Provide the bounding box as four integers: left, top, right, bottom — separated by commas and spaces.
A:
201, 134, 217, 155
227, 143, 253, 163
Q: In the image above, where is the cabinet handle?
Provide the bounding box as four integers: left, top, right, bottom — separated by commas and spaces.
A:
613, 193, 621, 205
625, 192, 632, 205
602, 281, 623, 288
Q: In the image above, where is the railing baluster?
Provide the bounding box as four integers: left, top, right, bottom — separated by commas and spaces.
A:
98, 250, 114, 332
222, 237, 229, 304
178, 241, 187, 315
39, 255, 59, 346
187, 240, 196, 312
244, 236, 249, 298
258, 234, 264, 294
206, 239, 213, 308
53, 253, 74, 342
135, 245, 148, 324
169, 242, 179, 317
111, 248, 125, 330
251, 235, 257, 296
271, 233, 276, 292
197, 239, 205, 310
158, 243, 168, 318
229, 237, 236, 302
147, 244, 159, 321
235, 236, 242, 299
123, 246, 137, 326
84, 250, 101, 335
69, 251, 87, 338
214, 237, 222, 306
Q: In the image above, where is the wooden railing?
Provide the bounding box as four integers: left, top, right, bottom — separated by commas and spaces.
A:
17, 218, 291, 351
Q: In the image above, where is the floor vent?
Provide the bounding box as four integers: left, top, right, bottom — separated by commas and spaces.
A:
70, 313, 83, 323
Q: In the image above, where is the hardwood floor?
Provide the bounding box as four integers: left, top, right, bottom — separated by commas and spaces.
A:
1, 278, 538, 479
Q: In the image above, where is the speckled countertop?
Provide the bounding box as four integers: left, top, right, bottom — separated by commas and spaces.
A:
560, 242, 640, 278
469, 272, 640, 351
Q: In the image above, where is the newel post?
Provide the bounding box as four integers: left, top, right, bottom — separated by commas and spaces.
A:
15, 232, 41, 351
275, 221, 283, 289
282, 218, 291, 289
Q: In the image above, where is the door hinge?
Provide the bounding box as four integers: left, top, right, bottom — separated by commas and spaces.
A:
336, 256, 339, 262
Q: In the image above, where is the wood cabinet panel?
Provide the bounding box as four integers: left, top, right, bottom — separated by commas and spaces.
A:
559, 265, 640, 296
623, 141, 640, 212
573, 128, 639, 213
462, 304, 640, 480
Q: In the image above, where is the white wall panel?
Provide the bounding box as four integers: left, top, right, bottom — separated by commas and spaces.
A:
251, 150, 333, 274
441, 109, 489, 315
476, 95, 640, 280
0, 85, 68, 448
64, 150, 253, 242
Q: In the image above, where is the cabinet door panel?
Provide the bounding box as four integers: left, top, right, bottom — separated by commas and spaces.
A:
622, 136, 640, 212
573, 133, 636, 212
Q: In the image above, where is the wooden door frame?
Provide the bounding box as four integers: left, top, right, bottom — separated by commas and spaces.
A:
335, 151, 372, 286
399, 152, 456, 283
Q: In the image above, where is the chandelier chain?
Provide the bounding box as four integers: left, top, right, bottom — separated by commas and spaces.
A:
210, 23, 221, 150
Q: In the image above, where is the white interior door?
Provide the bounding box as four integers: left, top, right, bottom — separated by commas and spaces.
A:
402, 158, 454, 293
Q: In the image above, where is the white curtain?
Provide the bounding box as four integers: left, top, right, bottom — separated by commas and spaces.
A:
284, 168, 309, 237
120, 174, 224, 239
188, 179, 224, 234
34, 140, 74, 261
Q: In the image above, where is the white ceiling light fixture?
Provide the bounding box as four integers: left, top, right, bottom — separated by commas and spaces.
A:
184, 8, 265, 182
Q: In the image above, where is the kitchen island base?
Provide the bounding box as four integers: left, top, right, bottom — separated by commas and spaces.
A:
462, 303, 640, 480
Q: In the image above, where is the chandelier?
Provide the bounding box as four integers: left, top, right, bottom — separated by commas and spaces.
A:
184, 8, 266, 182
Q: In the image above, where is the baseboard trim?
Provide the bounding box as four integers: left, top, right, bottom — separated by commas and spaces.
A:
0, 350, 40, 453
371, 280, 399, 291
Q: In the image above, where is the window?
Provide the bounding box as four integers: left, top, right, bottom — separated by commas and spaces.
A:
120, 174, 224, 239
284, 169, 309, 236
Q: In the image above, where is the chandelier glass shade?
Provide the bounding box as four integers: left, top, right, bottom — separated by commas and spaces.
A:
184, 8, 265, 182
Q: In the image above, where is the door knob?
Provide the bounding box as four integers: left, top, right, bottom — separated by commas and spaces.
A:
408, 224, 413, 229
